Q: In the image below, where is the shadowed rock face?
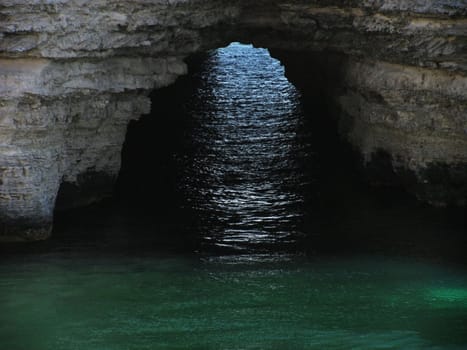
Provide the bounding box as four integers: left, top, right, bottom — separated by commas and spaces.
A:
0, 0, 466, 241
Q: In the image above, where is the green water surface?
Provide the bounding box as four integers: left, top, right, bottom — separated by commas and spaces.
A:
1, 254, 466, 349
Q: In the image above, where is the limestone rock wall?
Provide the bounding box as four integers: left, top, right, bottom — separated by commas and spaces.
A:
0, 0, 238, 241
244, 0, 467, 205
1, 0, 466, 241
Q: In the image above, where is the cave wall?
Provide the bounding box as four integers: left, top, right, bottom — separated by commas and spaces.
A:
0, 0, 466, 241
241, 1, 467, 206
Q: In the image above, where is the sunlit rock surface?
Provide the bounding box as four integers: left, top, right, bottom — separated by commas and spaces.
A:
0, 0, 466, 240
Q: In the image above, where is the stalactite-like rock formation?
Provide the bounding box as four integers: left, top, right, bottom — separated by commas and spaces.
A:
1, 0, 466, 241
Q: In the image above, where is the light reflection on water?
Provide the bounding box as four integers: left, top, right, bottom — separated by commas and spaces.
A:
180, 43, 310, 251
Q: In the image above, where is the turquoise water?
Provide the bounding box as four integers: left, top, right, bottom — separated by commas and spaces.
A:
1, 43, 466, 349
1, 254, 467, 349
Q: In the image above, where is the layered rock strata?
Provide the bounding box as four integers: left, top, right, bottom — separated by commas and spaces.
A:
1, 0, 466, 241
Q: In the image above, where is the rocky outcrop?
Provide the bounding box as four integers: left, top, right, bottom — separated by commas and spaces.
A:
1, 0, 466, 241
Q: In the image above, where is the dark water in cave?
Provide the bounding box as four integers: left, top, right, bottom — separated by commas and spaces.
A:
1, 43, 466, 349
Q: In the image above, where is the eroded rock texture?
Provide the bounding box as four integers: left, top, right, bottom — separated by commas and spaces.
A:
1, 0, 466, 241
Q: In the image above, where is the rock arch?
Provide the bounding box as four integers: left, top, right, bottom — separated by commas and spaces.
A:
1, 0, 466, 241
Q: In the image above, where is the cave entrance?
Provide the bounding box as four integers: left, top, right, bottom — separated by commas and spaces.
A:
116, 42, 355, 253
45, 42, 466, 259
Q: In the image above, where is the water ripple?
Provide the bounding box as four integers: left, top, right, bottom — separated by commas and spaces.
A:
179, 43, 312, 252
